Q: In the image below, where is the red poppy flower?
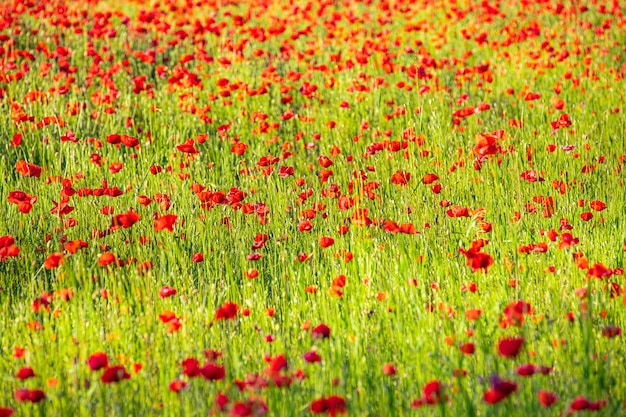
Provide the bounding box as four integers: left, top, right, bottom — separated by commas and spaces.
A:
176, 139, 198, 154
459, 342, 475, 355
111, 211, 140, 229
550, 113, 572, 131
421, 173, 439, 184
537, 390, 557, 407
0, 408, 14, 417
446, 205, 470, 218
391, 171, 411, 185
97, 252, 116, 267
310, 395, 346, 416
64, 239, 88, 254
589, 200, 606, 211
483, 375, 517, 404
516, 364, 536, 376
0, 236, 20, 261
312, 323, 331, 339
182, 358, 201, 377
459, 240, 494, 273
15, 388, 46, 403
231, 142, 248, 155
215, 301, 239, 320
601, 325, 621, 338
498, 337, 524, 358
201, 363, 225, 380
303, 350, 322, 363
154, 214, 177, 232
580, 212, 593, 221
7, 190, 37, 214
465, 309, 482, 321
473, 130, 504, 158
318, 155, 333, 168
423, 380, 445, 404
587, 263, 612, 279
16, 367, 35, 380
158, 286, 177, 298
88, 352, 109, 371
319, 236, 334, 248
101, 365, 131, 383
169, 379, 188, 393
382, 363, 397, 376
44, 252, 64, 269
15, 161, 42, 178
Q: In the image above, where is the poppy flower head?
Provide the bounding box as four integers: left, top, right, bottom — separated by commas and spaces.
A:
101, 365, 131, 383
15, 161, 42, 178
15, 388, 46, 403
483, 375, 517, 404
497, 337, 524, 358
319, 236, 334, 248
87, 352, 109, 371
154, 214, 178, 232
422, 380, 445, 404
537, 390, 557, 407
310, 395, 346, 416
215, 301, 239, 320
312, 323, 331, 339
16, 367, 35, 380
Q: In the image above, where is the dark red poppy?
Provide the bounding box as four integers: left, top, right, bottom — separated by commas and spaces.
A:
303, 350, 322, 363
201, 363, 225, 380
101, 365, 130, 383
498, 337, 524, 358
15, 388, 46, 403
514, 363, 535, 376
310, 395, 346, 416
483, 375, 517, 404
312, 323, 331, 339
601, 325, 622, 338
0, 408, 14, 417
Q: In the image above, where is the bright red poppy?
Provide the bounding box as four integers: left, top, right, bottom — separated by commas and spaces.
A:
154, 214, 177, 232
88, 352, 109, 371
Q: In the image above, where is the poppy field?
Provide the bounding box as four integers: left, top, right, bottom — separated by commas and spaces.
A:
1, 0, 626, 415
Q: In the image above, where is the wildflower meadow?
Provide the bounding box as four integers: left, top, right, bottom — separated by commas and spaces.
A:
1, 0, 625, 415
